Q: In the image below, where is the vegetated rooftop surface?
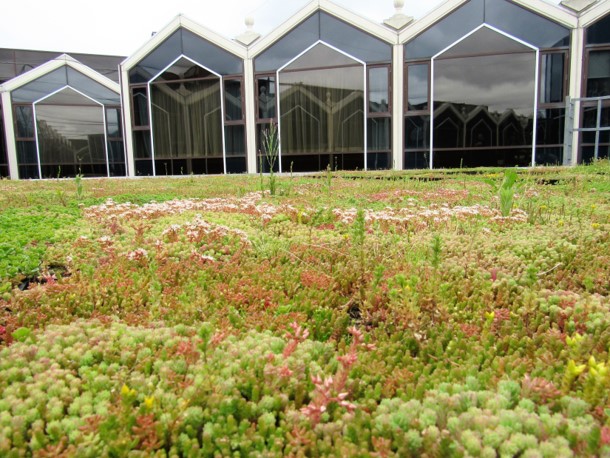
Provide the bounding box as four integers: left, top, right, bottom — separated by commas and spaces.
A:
0, 162, 609, 457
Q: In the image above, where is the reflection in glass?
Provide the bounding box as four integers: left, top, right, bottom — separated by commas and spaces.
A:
586, 51, 610, 97
0, 109, 7, 176
106, 107, 122, 138
67, 68, 121, 105
407, 64, 428, 111
432, 28, 536, 167
541, 54, 565, 104
405, 0, 570, 60
150, 58, 223, 175
17, 141, 37, 164
367, 117, 390, 151
405, 116, 429, 150
14, 105, 35, 138
225, 125, 245, 156
278, 43, 364, 171
256, 12, 391, 72
536, 147, 563, 166
368, 67, 389, 113
11, 68, 67, 104
224, 80, 242, 121
536, 109, 565, 146
257, 77, 276, 119
36, 88, 106, 178
132, 88, 149, 127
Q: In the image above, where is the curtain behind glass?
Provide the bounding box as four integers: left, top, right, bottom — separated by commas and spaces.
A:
150, 78, 223, 159
279, 66, 364, 155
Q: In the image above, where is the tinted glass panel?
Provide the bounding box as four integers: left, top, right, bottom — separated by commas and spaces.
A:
484, 0, 570, 48
17, 141, 37, 164
536, 147, 563, 166
405, 115, 429, 150
432, 29, 536, 167
256, 12, 391, 71
369, 67, 389, 113
407, 64, 428, 111
66, 68, 120, 105
367, 117, 390, 151
541, 53, 565, 104
134, 131, 152, 159
225, 125, 245, 156
255, 14, 319, 72
279, 44, 364, 161
586, 14, 610, 45
224, 80, 243, 121
587, 51, 610, 97
405, 0, 570, 60
150, 71, 223, 168
257, 77, 276, 119
19, 164, 39, 179
106, 107, 122, 138
130, 30, 182, 83
536, 109, 565, 146
14, 105, 35, 138
36, 88, 107, 178
581, 106, 610, 144
405, 0, 484, 60
132, 87, 149, 127
108, 140, 125, 165
319, 12, 391, 64
182, 29, 243, 76
11, 67, 67, 103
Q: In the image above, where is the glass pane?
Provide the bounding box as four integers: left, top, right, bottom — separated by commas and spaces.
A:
256, 12, 391, 72
582, 106, 610, 144
541, 53, 565, 104
369, 67, 389, 113
405, 150, 429, 169
441, 26, 532, 59
255, 13, 319, 72
16, 141, 37, 164
367, 117, 390, 151
279, 43, 364, 159
11, 67, 67, 103
225, 125, 245, 156
135, 159, 153, 176
19, 165, 39, 179
130, 30, 182, 83
257, 77, 276, 119
484, 0, 570, 48
256, 123, 280, 173
36, 87, 107, 178
182, 29, 243, 76
14, 105, 35, 138
536, 109, 565, 146
224, 80, 242, 121
405, 0, 484, 60
587, 51, 610, 97
405, 115, 429, 150
407, 64, 428, 111
106, 107, 122, 138
66, 68, 120, 105
433, 29, 536, 167
150, 62, 223, 170
586, 13, 610, 45
319, 11, 391, 63
108, 140, 125, 163
226, 156, 246, 174
536, 147, 563, 166
367, 152, 390, 171
134, 130, 152, 159
132, 87, 149, 127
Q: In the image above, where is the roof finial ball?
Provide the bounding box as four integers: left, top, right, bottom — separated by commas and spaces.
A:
245, 16, 255, 30
384, 0, 413, 30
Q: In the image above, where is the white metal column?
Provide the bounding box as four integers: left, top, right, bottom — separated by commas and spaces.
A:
1, 92, 18, 179
392, 43, 404, 171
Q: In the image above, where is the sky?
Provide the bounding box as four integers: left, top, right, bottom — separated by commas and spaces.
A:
1, 0, 563, 57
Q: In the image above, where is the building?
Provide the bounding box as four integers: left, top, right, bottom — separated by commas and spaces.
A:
1, 0, 609, 179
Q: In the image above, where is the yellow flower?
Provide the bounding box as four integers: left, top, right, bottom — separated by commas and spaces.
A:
121, 384, 136, 398
144, 396, 155, 409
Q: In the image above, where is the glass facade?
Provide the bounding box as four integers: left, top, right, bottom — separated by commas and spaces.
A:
255, 12, 392, 172
129, 27, 246, 175
581, 13, 610, 163
8, 64, 125, 179
404, 0, 571, 169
